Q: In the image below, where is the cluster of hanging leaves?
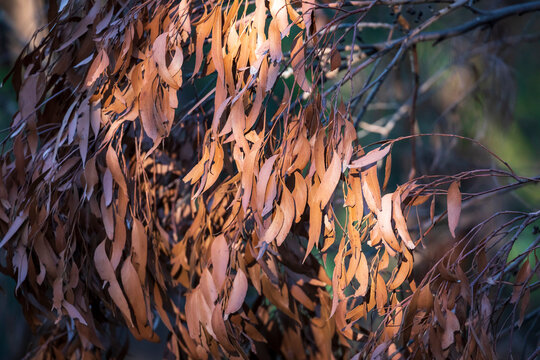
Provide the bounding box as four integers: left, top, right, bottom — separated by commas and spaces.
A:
0, 0, 538, 359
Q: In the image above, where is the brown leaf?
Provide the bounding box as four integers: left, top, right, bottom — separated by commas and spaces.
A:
417, 285, 433, 310
225, 269, 248, 316
288, 131, 310, 174
316, 151, 342, 209
270, 0, 290, 36
354, 252, 369, 297
305, 202, 322, 262
83, 156, 99, 200
211, 235, 229, 291
193, 10, 216, 76
441, 310, 460, 349
210, 5, 225, 82
392, 190, 415, 249
94, 241, 133, 326
389, 255, 411, 290
153, 33, 178, 89
85, 49, 109, 87
379, 194, 400, 253
268, 18, 283, 63
202, 142, 224, 193
447, 181, 461, 238
106, 145, 127, 195
330, 49, 341, 71
292, 172, 307, 223
361, 166, 382, 212
139, 68, 162, 142
131, 218, 147, 283
63, 301, 88, 326
0, 212, 27, 249
200, 269, 217, 305
185, 291, 200, 339
211, 303, 235, 352
256, 155, 278, 213
241, 141, 261, 212
77, 102, 90, 165
103, 169, 113, 206
291, 34, 310, 92
261, 206, 284, 245
121, 258, 148, 331
182, 145, 209, 185
375, 273, 388, 315
100, 194, 114, 240
349, 145, 391, 170
276, 187, 295, 246
511, 259, 531, 303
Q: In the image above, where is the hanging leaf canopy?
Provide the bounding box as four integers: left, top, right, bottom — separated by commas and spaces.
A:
1, 0, 539, 359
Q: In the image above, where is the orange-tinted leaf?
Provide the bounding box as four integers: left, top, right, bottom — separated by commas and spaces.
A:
94, 241, 133, 326
305, 205, 322, 262
291, 35, 310, 92
361, 166, 381, 212
292, 172, 307, 223
375, 273, 387, 315
85, 49, 109, 86
212, 235, 229, 291
354, 252, 369, 297
106, 145, 127, 195
225, 269, 248, 316
349, 145, 391, 170
268, 18, 283, 63
261, 206, 284, 244
121, 258, 148, 330
211, 303, 235, 352
392, 190, 415, 249
447, 181, 461, 238
131, 218, 147, 283
276, 187, 295, 245
379, 194, 400, 253
153, 33, 178, 88
316, 151, 342, 209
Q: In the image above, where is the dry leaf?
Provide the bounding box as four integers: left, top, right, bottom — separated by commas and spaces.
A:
447, 181, 461, 238
225, 269, 248, 315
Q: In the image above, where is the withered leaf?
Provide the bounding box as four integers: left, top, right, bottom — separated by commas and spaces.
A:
511, 260, 531, 303
94, 241, 133, 326
447, 181, 461, 238
276, 187, 295, 246
63, 301, 88, 326
0, 212, 27, 249
316, 151, 342, 209
292, 172, 307, 223
330, 49, 341, 71
268, 18, 283, 63
85, 48, 109, 87
361, 166, 382, 212
392, 190, 415, 249
106, 145, 127, 195
131, 219, 147, 283
441, 310, 460, 349
290, 35, 310, 92
379, 194, 400, 253
349, 145, 391, 170
225, 269, 248, 316
211, 235, 229, 291
121, 258, 148, 330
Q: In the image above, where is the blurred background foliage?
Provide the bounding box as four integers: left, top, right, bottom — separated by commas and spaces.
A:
0, 0, 539, 358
